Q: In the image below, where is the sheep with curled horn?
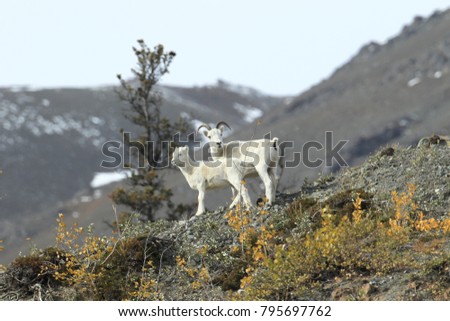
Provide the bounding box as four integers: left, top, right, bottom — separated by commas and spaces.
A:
198, 121, 283, 206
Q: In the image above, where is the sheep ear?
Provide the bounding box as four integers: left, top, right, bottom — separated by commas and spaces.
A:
202, 130, 208, 137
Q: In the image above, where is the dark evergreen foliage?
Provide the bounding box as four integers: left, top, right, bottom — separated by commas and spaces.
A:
111, 40, 191, 221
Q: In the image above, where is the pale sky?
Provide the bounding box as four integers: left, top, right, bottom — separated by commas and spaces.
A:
1, 0, 449, 96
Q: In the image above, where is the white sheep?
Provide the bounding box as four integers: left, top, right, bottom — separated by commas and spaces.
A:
171, 146, 253, 216
197, 121, 283, 205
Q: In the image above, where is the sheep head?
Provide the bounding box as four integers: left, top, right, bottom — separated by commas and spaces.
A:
171, 146, 189, 167
197, 121, 231, 149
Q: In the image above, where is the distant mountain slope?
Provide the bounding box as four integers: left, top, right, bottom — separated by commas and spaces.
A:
234, 9, 450, 189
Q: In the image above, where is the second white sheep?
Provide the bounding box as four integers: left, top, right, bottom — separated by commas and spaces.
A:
171, 146, 253, 216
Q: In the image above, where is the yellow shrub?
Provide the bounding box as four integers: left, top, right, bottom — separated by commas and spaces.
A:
390, 183, 450, 236
236, 194, 413, 300
175, 254, 212, 292
46, 213, 161, 300
127, 260, 160, 300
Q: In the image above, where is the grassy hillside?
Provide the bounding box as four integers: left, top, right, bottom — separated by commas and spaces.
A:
1, 141, 449, 300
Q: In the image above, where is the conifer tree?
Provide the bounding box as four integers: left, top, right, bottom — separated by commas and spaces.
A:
111, 40, 190, 220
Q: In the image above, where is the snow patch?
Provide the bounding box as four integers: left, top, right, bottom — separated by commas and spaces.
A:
90, 116, 104, 125
233, 103, 263, 123
41, 99, 50, 107
90, 171, 132, 188
0, 97, 105, 144
407, 77, 421, 87
434, 71, 442, 79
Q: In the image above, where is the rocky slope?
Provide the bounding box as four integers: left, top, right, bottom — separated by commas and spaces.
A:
1, 141, 449, 300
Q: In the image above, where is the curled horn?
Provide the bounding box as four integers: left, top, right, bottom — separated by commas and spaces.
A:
197, 123, 212, 133
216, 121, 231, 130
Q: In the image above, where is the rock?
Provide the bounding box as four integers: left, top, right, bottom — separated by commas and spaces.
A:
417, 135, 450, 148
379, 147, 395, 157
360, 282, 376, 298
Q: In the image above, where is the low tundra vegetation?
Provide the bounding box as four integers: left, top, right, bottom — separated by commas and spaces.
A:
235, 184, 450, 300
2, 181, 449, 301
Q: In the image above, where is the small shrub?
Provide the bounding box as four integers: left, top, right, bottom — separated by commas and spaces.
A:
95, 235, 172, 300
389, 183, 450, 237
324, 189, 373, 222
45, 213, 168, 300
9, 247, 68, 291
213, 259, 248, 291
280, 197, 321, 234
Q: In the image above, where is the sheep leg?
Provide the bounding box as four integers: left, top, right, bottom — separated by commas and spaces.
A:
268, 166, 280, 197
229, 193, 241, 209
229, 181, 253, 210
241, 185, 253, 209
230, 187, 236, 200
196, 187, 206, 216
276, 159, 284, 190
256, 166, 274, 205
